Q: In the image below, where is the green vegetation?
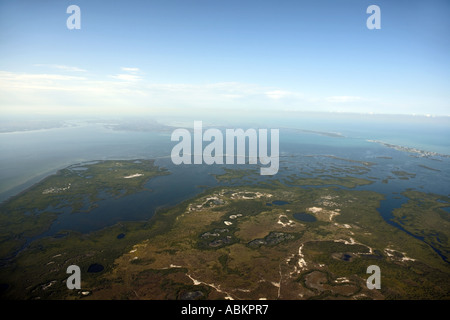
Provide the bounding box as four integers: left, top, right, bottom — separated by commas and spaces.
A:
391, 191, 450, 263
212, 168, 259, 182
11, 180, 442, 300
285, 175, 375, 188
391, 170, 416, 180
320, 155, 376, 167
1, 162, 449, 300
418, 165, 441, 172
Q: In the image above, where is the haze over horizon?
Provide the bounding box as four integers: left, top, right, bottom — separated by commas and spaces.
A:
1, 0, 449, 118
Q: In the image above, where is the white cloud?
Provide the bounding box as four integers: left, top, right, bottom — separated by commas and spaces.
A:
326, 96, 362, 103
0, 71, 86, 91
0, 70, 384, 116
265, 90, 290, 99
111, 67, 143, 81
34, 64, 87, 72
121, 67, 140, 73
110, 74, 142, 82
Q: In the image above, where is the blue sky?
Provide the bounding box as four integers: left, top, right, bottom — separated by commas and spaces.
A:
0, 0, 449, 117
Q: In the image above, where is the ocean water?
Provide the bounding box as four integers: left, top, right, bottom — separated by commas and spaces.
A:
0, 116, 449, 246
0, 124, 171, 201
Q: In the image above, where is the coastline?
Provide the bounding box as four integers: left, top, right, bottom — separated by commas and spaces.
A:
367, 139, 450, 158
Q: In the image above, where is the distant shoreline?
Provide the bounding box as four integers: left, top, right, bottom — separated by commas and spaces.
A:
367, 139, 450, 158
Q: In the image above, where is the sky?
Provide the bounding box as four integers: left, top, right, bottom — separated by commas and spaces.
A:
0, 0, 449, 118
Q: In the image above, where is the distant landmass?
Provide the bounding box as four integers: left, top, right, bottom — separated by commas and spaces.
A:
103, 119, 173, 132
0, 120, 68, 133
368, 140, 450, 158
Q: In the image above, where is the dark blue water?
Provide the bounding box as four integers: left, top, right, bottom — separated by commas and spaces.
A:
87, 264, 104, 273
293, 213, 317, 222
39, 159, 220, 235
341, 254, 352, 261
0, 283, 9, 293
271, 200, 290, 206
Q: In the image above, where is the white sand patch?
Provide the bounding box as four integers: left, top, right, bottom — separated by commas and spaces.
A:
286, 253, 300, 276
124, 173, 143, 179
186, 273, 235, 300
334, 238, 374, 254
187, 274, 202, 285
224, 221, 232, 226
297, 244, 307, 271
334, 238, 356, 245
308, 207, 322, 213
42, 281, 57, 290
335, 277, 350, 284
285, 253, 295, 264
298, 258, 307, 270
402, 256, 416, 262
384, 248, 416, 262
334, 223, 352, 229
259, 298, 267, 300
231, 191, 272, 200
188, 194, 226, 211
277, 214, 295, 227
42, 184, 71, 194
384, 248, 395, 257
320, 195, 340, 207
328, 210, 340, 221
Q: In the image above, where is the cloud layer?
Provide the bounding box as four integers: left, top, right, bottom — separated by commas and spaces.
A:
0, 66, 396, 116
